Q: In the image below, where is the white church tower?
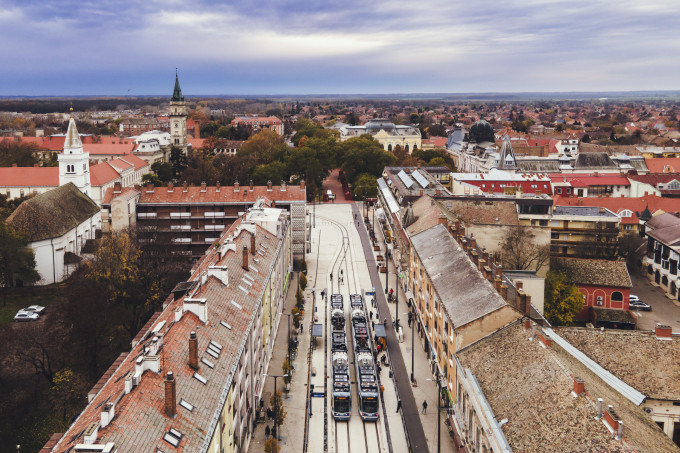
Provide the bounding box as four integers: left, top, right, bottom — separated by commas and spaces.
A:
58, 109, 91, 197
170, 71, 188, 154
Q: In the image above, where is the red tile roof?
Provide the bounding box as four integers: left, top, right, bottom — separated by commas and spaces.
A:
83, 143, 135, 156
645, 157, 680, 173
548, 173, 630, 187
139, 184, 306, 204
0, 166, 58, 187
101, 187, 141, 205
553, 194, 680, 224
90, 162, 123, 186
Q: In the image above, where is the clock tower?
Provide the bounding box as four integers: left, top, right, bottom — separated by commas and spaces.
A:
58, 109, 91, 197
170, 71, 188, 155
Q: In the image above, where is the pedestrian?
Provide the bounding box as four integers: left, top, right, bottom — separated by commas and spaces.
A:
265, 425, 271, 439
373, 349, 378, 361
377, 363, 381, 374
396, 399, 402, 413
267, 407, 272, 420
340, 269, 343, 276
370, 311, 374, 320
422, 400, 428, 414
330, 272, 333, 282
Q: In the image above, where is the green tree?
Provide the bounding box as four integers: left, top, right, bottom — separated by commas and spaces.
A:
151, 161, 174, 182
544, 271, 584, 326
169, 146, 188, 178
252, 161, 287, 186
239, 130, 288, 165
340, 135, 396, 184
352, 173, 378, 200
0, 220, 39, 304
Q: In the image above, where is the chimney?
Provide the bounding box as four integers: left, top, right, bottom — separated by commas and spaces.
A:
165, 372, 176, 417
596, 398, 604, 419
500, 284, 508, 301
438, 215, 447, 225
300, 180, 305, 190
525, 294, 532, 316
267, 180, 273, 191
168, 182, 173, 192
249, 180, 254, 191
201, 182, 207, 192
573, 377, 585, 396
216, 181, 221, 192
517, 290, 526, 312
242, 245, 249, 270
524, 319, 531, 330
419, 189, 423, 196
11, 163, 17, 167
655, 324, 673, 338
494, 277, 502, 292
113, 182, 122, 193
250, 232, 256, 255
271, 200, 276, 208
469, 235, 476, 251
435, 188, 441, 196
516, 280, 524, 292
234, 181, 240, 192
34, 163, 39, 167
100, 402, 115, 428
281, 180, 286, 191
183, 181, 188, 192
189, 331, 198, 370
146, 182, 154, 193
243, 188, 248, 197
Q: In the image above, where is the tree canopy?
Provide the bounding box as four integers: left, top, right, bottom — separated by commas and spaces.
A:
544, 270, 584, 326
0, 220, 40, 304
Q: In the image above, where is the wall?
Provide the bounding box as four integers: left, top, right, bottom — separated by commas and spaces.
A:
471, 224, 551, 277
575, 284, 630, 319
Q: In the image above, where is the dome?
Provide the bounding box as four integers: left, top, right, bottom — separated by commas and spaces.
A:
469, 119, 495, 143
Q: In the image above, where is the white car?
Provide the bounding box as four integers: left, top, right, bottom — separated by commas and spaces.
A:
14, 310, 40, 322
24, 305, 46, 315
629, 295, 640, 303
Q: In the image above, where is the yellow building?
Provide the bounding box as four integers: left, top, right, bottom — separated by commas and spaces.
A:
339, 119, 422, 153
550, 206, 620, 258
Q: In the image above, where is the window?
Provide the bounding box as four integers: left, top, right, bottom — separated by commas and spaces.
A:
163, 428, 183, 447
556, 188, 562, 194
596, 296, 603, 306
611, 291, 623, 302
566, 188, 572, 194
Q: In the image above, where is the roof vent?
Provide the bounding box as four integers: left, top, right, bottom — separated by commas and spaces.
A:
83, 422, 99, 445
100, 402, 115, 428
183, 297, 208, 323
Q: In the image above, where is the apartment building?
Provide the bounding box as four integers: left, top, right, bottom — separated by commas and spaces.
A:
549, 206, 620, 258
644, 213, 680, 300
44, 205, 292, 452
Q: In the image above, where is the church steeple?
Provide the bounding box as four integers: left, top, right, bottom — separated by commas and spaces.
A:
172, 70, 184, 102
58, 108, 91, 197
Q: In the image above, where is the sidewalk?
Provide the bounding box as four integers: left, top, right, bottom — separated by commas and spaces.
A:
363, 203, 458, 453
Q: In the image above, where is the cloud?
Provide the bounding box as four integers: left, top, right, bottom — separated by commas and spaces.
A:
0, 0, 679, 94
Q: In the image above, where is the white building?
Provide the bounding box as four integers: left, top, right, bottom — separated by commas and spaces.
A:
58, 111, 91, 197
169, 72, 188, 154
339, 119, 421, 153
6, 183, 101, 285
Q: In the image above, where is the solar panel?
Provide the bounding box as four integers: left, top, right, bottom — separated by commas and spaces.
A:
397, 170, 415, 189
412, 170, 430, 188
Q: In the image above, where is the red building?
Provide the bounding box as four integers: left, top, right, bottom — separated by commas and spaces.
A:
551, 257, 634, 327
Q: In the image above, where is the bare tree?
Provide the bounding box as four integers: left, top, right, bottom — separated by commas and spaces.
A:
499, 226, 550, 272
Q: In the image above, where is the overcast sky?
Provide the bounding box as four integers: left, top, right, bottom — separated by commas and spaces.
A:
1, 0, 679, 96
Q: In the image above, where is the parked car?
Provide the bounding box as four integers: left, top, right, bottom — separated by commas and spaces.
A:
629, 294, 640, 303
14, 310, 40, 322
629, 300, 652, 311
24, 305, 46, 315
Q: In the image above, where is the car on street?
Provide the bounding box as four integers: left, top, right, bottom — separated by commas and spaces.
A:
14, 310, 40, 322
24, 305, 46, 314
629, 300, 652, 311
630, 294, 640, 303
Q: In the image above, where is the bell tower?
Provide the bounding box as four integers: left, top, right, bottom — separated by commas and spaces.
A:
58, 109, 91, 197
170, 70, 188, 155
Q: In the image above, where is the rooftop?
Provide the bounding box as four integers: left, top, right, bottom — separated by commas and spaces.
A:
553, 205, 619, 218
552, 257, 631, 288
138, 183, 306, 204
410, 223, 508, 329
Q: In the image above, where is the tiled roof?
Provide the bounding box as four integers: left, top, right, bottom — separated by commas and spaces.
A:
549, 173, 630, 187
410, 223, 508, 329
7, 183, 99, 242
646, 213, 680, 246
556, 327, 680, 401
645, 157, 680, 173
83, 143, 135, 156
553, 194, 680, 225
101, 187, 141, 205
139, 184, 306, 204
551, 257, 632, 288
50, 214, 283, 452
553, 205, 619, 218
0, 166, 58, 187
90, 162, 122, 186
457, 322, 678, 453
628, 173, 680, 186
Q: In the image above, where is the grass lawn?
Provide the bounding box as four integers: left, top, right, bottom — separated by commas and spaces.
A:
0, 285, 68, 325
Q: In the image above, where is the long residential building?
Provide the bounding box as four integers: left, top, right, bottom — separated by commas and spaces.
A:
44, 203, 292, 452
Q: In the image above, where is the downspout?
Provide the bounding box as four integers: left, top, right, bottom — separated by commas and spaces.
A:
50, 238, 56, 284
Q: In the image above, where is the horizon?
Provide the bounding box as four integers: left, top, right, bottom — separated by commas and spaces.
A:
1, 1, 679, 96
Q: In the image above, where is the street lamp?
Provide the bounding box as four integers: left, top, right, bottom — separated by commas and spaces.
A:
426, 374, 444, 453
284, 313, 293, 375
265, 374, 289, 441
404, 305, 415, 383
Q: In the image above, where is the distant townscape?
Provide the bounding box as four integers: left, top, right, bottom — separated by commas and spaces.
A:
2, 76, 680, 453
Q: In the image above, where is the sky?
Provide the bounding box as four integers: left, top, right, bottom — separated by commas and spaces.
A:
1, 0, 679, 96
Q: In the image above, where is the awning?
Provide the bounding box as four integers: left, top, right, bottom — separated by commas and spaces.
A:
312, 323, 324, 337
374, 324, 387, 338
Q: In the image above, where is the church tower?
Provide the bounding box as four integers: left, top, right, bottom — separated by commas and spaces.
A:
58, 109, 91, 197
170, 71, 188, 154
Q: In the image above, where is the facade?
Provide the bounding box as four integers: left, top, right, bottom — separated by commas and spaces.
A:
58, 113, 91, 198
6, 183, 101, 285
45, 206, 292, 452
231, 116, 284, 135
549, 206, 620, 258
132, 130, 173, 164
103, 181, 306, 260
408, 223, 522, 402
450, 168, 553, 196
169, 73, 188, 154
644, 213, 680, 300
339, 119, 421, 153
119, 117, 162, 135
551, 257, 633, 323
549, 173, 631, 198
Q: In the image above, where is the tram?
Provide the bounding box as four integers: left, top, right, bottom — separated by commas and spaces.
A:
350, 294, 380, 421
331, 294, 351, 420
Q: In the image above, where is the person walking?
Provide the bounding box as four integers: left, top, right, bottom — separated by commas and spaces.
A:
422, 400, 428, 414
266, 407, 272, 420
265, 425, 271, 439
370, 311, 374, 320
396, 399, 402, 413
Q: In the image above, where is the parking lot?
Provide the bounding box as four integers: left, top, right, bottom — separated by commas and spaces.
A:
630, 272, 680, 332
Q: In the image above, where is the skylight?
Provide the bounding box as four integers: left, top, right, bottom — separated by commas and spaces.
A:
179, 399, 194, 412
220, 320, 232, 330
163, 428, 183, 447
193, 372, 208, 385
201, 357, 215, 369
